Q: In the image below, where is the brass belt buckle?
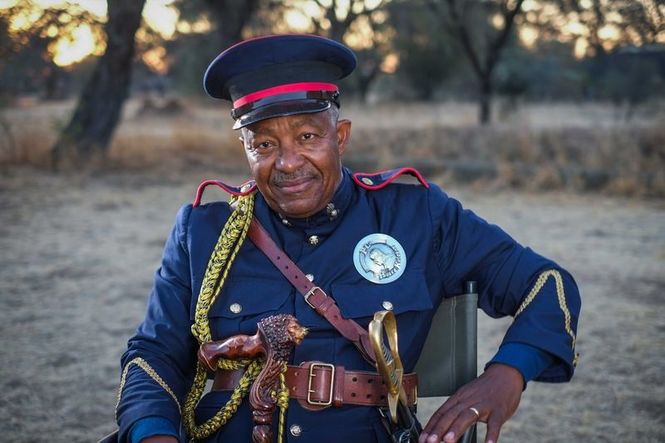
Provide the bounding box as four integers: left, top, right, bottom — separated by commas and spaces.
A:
307, 362, 335, 407
304, 286, 325, 309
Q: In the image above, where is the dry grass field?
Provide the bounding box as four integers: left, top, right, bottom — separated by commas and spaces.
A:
2, 98, 664, 197
0, 99, 664, 442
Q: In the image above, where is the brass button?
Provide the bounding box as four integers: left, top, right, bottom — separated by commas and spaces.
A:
290, 424, 302, 437
305, 274, 314, 282
240, 183, 252, 193
229, 303, 242, 314
361, 177, 374, 185
308, 235, 320, 245
382, 301, 394, 311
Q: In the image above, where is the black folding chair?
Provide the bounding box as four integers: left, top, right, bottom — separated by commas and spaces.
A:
414, 282, 478, 443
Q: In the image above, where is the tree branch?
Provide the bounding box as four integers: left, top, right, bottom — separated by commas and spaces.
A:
485, 0, 524, 73
441, 0, 485, 78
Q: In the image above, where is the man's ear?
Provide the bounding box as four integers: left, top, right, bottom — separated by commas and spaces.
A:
238, 136, 245, 148
336, 119, 351, 156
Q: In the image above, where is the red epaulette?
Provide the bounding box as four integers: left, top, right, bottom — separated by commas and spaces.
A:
193, 179, 257, 207
352, 167, 429, 190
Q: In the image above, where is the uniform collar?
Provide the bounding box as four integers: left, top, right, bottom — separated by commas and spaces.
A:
272, 167, 353, 230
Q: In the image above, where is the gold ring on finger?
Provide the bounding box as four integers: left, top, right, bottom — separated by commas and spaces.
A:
469, 407, 480, 419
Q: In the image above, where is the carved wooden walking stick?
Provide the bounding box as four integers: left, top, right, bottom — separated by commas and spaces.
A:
198, 314, 308, 443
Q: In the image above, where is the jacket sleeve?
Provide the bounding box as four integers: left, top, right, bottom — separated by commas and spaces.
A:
428, 184, 581, 382
115, 204, 198, 442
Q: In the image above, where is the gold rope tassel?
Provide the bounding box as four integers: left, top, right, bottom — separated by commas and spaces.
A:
275, 364, 290, 443
190, 194, 255, 344
114, 357, 182, 421
183, 193, 259, 440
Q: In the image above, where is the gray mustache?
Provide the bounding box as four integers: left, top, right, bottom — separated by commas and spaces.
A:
272, 170, 316, 185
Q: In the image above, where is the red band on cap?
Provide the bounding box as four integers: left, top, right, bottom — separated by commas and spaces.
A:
233, 82, 338, 108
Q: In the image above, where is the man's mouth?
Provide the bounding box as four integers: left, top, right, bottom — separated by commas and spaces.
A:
274, 176, 316, 194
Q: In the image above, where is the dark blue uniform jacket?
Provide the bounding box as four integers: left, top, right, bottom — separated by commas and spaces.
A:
116, 168, 580, 442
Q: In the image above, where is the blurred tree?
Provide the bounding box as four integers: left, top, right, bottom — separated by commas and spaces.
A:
619, 0, 665, 45
274, 0, 394, 101
521, 0, 665, 102
307, 0, 385, 42
51, 0, 146, 169
0, 2, 103, 100
494, 45, 530, 116
168, 0, 260, 95
515, 40, 585, 101
600, 50, 665, 119
388, 1, 456, 100
427, 0, 525, 124
198, 0, 260, 47
344, 8, 395, 101
522, 0, 664, 58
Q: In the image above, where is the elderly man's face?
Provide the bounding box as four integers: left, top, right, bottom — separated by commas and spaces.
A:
241, 109, 351, 218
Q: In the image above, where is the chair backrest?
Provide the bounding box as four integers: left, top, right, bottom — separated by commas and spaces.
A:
414, 281, 478, 443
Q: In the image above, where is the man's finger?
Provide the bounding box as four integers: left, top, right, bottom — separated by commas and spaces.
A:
422, 396, 460, 434
420, 403, 469, 443
441, 407, 481, 443
484, 415, 503, 443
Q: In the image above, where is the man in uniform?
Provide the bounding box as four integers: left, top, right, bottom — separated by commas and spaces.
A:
114, 35, 580, 443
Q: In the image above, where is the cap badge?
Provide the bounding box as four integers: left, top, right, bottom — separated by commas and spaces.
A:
353, 234, 406, 284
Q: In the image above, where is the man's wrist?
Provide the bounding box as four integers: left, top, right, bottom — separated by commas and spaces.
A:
487, 342, 555, 387
129, 416, 178, 443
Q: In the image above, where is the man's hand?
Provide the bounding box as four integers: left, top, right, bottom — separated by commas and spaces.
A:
418, 364, 524, 443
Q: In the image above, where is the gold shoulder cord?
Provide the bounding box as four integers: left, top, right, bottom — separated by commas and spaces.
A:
115, 193, 289, 442
515, 269, 579, 366
183, 193, 289, 442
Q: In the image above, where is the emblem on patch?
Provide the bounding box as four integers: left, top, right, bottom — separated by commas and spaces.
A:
353, 234, 406, 284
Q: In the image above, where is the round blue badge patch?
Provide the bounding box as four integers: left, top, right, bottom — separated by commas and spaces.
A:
353, 233, 406, 284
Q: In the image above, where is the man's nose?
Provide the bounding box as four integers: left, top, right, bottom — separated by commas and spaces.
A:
275, 142, 304, 172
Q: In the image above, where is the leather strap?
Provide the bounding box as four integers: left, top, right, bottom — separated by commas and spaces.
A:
247, 218, 376, 363
213, 362, 418, 410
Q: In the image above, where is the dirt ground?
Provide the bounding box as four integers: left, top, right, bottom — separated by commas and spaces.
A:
0, 165, 663, 442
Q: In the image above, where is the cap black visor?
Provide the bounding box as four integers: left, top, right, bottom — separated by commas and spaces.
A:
233, 99, 333, 129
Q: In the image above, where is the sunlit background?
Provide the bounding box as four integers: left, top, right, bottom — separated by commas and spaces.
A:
3, 1, 663, 73
4, 0, 661, 69
0, 0, 664, 185
0, 3, 664, 442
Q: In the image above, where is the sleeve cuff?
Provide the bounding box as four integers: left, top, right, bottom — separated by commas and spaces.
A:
487, 342, 555, 386
129, 416, 178, 443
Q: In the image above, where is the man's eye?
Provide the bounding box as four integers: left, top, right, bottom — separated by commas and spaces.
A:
254, 141, 272, 150
302, 133, 316, 140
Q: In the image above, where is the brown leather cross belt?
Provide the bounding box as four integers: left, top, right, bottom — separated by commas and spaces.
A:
212, 361, 418, 411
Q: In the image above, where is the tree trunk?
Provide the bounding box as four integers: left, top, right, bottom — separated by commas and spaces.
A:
479, 78, 492, 125
51, 0, 146, 169
357, 76, 373, 103
205, 0, 260, 49
357, 61, 380, 103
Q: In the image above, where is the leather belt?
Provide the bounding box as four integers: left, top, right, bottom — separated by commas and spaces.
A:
212, 361, 418, 411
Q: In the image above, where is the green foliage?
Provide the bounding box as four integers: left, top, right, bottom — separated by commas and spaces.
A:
399, 38, 454, 100
167, 34, 221, 95
388, 1, 459, 100
597, 54, 665, 106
